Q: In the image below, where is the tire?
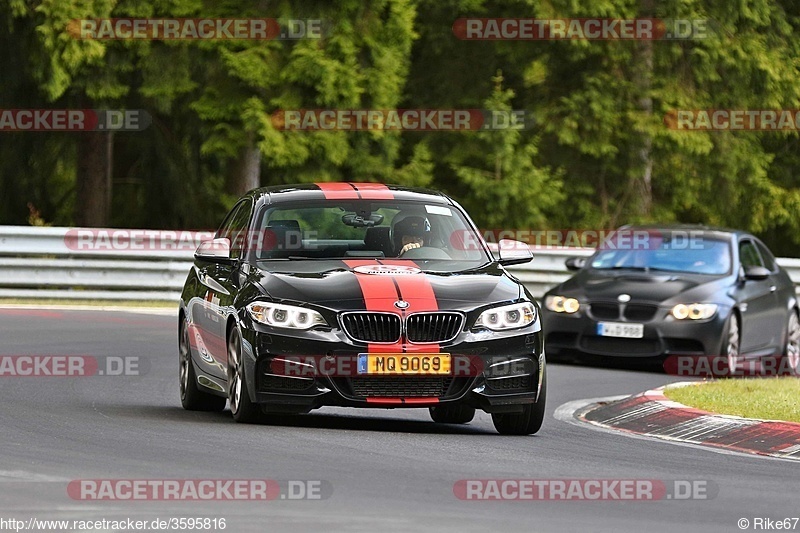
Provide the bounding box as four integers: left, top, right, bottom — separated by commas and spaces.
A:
429, 404, 476, 425
179, 319, 226, 412
782, 310, 800, 376
227, 325, 261, 423
723, 313, 741, 378
491, 370, 546, 436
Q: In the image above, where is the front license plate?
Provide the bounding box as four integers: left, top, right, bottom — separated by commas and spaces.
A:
596, 322, 644, 339
357, 354, 451, 375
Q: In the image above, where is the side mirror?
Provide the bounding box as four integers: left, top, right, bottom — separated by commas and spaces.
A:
195, 238, 234, 263
497, 239, 533, 266
565, 257, 586, 271
743, 265, 770, 281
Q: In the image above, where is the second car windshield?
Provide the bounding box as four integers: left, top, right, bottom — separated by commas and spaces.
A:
251, 199, 490, 269
590, 238, 732, 275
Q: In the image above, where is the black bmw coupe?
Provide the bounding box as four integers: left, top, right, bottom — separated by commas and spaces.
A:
542, 226, 800, 376
178, 183, 546, 435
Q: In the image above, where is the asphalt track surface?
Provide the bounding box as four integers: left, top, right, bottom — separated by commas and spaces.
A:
0, 308, 797, 533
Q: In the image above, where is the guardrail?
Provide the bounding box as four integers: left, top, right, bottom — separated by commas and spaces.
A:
0, 225, 798, 302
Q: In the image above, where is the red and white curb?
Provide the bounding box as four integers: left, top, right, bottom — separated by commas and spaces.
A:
567, 383, 800, 461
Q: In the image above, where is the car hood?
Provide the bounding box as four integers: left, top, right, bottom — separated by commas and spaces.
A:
554, 269, 733, 305
251, 260, 523, 312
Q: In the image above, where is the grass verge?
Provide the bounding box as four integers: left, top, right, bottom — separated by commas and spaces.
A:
664, 378, 800, 423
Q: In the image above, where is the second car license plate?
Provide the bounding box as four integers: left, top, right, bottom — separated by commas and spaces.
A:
357, 354, 451, 375
596, 322, 644, 339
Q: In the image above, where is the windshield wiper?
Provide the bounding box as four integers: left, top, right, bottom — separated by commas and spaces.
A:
604, 265, 676, 273
606, 265, 650, 271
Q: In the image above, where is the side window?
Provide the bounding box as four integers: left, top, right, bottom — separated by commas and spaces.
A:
216, 203, 242, 240
216, 200, 252, 259
755, 241, 777, 272
227, 200, 253, 259
739, 240, 764, 269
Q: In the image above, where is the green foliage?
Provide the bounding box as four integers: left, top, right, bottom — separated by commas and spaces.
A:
1, 0, 800, 257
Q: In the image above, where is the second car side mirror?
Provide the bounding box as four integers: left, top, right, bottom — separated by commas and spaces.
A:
743, 265, 770, 281
565, 257, 586, 271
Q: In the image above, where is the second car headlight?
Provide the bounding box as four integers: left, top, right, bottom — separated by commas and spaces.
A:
474, 302, 537, 331
247, 302, 327, 329
545, 295, 580, 314
670, 303, 718, 320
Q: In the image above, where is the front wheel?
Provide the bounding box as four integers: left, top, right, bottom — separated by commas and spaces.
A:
179, 319, 226, 412
227, 326, 261, 423
783, 310, 800, 376
491, 370, 546, 436
723, 313, 741, 378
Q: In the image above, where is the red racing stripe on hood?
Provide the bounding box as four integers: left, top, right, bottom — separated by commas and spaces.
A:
344, 259, 441, 354
378, 259, 440, 353
344, 259, 403, 353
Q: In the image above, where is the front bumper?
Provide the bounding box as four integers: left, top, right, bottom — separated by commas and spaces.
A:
542, 307, 728, 358
238, 319, 544, 414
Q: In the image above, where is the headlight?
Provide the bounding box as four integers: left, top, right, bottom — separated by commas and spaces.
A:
247, 302, 327, 329
474, 302, 537, 331
545, 295, 580, 314
670, 303, 718, 320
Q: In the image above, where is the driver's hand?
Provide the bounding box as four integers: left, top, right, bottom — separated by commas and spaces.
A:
400, 242, 421, 255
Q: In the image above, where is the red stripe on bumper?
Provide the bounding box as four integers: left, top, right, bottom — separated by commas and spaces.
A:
402, 398, 440, 405
365, 398, 403, 405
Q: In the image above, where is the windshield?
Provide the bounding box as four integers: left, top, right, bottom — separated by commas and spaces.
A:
251, 199, 490, 271
590, 237, 732, 275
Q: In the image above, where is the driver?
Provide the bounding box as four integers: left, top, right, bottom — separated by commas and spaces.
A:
393, 215, 431, 256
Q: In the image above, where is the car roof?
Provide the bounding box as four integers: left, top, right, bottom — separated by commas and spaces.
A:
616, 224, 749, 241
240, 183, 454, 206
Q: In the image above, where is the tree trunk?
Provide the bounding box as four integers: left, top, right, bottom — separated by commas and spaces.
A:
76, 131, 112, 227
633, 0, 654, 217
226, 135, 261, 196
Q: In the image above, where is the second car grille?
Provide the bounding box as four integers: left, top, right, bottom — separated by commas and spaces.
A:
341, 312, 464, 343
623, 304, 658, 321
589, 303, 619, 319
589, 302, 659, 322
341, 313, 401, 343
